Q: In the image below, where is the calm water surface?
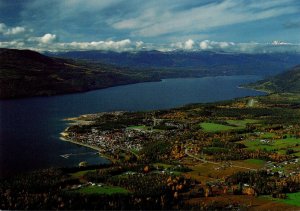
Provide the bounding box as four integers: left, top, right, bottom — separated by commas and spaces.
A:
0, 75, 265, 177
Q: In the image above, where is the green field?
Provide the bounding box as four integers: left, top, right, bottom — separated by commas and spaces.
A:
200, 119, 258, 132
274, 138, 300, 146
154, 163, 174, 169
169, 171, 182, 176
262, 192, 300, 207
131, 148, 140, 154
127, 125, 149, 130
259, 132, 276, 139
75, 185, 129, 195
71, 170, 96, 179
226, 119, 259, 127
294, 152, 300, 157
200, 122, 237, 132
282, 192, 300, 206
243, 137, 300, 153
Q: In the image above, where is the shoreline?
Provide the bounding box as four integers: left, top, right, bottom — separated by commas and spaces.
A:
60, 132, 115, 163
60, 133, 103, 152
58, 77, 269, 165
237, 85, 271, 94
1, 74, 263, 101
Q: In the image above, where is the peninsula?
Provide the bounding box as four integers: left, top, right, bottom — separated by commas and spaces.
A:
58, 90, 300, 209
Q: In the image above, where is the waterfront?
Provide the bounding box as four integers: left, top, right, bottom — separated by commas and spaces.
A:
0, 75, 265, 177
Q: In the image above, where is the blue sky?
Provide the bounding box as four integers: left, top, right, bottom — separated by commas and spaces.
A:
0, 0, 300, 52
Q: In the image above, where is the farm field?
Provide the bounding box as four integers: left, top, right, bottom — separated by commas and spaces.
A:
261, 192, 300, 207
242, 137, 300, 157
74, 185, 129, 195
200, 122, 239, 132
200, 119, 259, 132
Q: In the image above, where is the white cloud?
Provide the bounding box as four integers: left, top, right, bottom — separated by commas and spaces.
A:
55, 39, 132, 51
170, 39, 195, 50
0, 23, 6, 34
271, 40, 292, 45
113, 19, 139, 30
135, 41, 144, 48
0, 40, 25, 48
0, 23, 26, 35
184, 39, 194, 50
5, 26, 26, 35
199, 40, 212, 50
40, 33, 57, 43
197, 40, 300, 53
28, 33, 57, 44
199, 40, 235, 50
1, 30, 299, 53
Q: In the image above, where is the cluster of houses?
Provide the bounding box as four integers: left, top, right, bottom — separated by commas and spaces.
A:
264, 159, 299, 177
66, 128, 146, 155
64, 113, 189, 161
68, 182, 105, 191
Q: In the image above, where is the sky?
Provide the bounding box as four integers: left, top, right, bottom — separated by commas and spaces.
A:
0, 0, 300, 52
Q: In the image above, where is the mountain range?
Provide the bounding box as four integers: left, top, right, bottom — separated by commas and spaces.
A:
49, 50, 300, 76
1, 48, 300, 99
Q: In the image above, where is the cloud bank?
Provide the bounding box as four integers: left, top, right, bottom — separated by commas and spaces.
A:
0, 23, 26, 36
1, 28, 299, 54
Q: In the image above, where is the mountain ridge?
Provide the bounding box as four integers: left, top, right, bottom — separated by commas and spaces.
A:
0, 48, 157, 99
245, 65, 300, 93
2, 48, 300, 99
48, 50, 300, 76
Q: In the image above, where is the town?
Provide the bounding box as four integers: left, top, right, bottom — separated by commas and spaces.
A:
54, 93, 300, 209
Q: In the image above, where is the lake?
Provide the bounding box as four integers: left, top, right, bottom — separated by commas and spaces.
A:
0, 75, 265, 177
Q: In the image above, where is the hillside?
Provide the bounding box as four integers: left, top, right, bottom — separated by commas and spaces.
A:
49, 50, 300, 76
246, 65, 300, 93
0, 48, 239, 99
0, 48, 156, 99
2, 48, 300, 99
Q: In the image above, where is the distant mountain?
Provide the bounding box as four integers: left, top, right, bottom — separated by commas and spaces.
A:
48, 50, 300, 76
0, 48, 156, 99
2, 48, 300, 99
246, 65, 300, 93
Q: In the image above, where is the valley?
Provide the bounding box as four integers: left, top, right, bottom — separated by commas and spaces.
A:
1, 61, 300, 209
2, 92, 299, 209
1, 48, 300, 99
1, 0, 300, 210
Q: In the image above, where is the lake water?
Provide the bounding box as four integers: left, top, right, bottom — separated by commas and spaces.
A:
0, 75, 265, 177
